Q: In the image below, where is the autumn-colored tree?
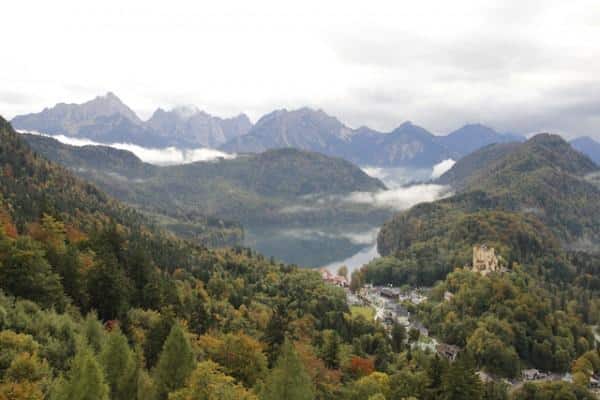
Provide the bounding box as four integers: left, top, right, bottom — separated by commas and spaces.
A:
0, 380, 44, 400
295, 341, 342, 399
4, 352, 50, 384
169, 361, 257, 400
202, 332, 267, 388
349, 372, 390, 400
347, 356, 375, 378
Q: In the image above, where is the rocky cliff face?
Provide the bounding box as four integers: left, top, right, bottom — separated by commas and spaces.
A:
12, 93, 252, 148
147, 106, 252, 148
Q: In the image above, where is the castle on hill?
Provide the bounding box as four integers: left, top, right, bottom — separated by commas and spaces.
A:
472, 244, 500, 276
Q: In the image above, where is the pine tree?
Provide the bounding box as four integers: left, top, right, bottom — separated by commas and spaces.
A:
391, 322, 406, 353
83, 312, 106, 353
50, 346, 109, 400
99, 328, 137, 400
440, 355, 483, 400
86, 255, 131, 320
260, 339, 315, 400
263, 304, 289, 365
0, 236, 66, 309
153, 323, 196, 400
321, 330, 341, 369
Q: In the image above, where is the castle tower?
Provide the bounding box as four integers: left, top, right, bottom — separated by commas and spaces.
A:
472, 244, 499, 276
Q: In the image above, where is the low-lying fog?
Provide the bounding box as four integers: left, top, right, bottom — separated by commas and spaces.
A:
21, 130, 235, 165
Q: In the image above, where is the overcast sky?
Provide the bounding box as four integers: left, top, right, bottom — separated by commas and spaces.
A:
1, 0, 599, 138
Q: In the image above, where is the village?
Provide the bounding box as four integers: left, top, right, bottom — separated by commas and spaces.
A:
320, 245, 600, 394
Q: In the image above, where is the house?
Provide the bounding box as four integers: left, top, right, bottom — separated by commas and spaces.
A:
319, 268, 348, 287
444, 291, 454, 302
522, 369, 545, 381
589, 376, 600, 389
380, 287, 400, 300
436, 343, 460, 361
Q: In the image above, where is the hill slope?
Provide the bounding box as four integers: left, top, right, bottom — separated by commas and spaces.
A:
378, 134, 600, 271
23, 133, 389, 231
1, 119, 241, 247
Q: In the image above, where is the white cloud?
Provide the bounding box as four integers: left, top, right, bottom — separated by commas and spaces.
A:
21, 131, 235, 165
431, 159, 456, 179
346, 184, 451, 211
362, 166, 434, 188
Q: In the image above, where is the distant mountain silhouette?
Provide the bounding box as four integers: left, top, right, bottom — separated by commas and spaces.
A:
12, 93, 251, 148
13, 93, 528, 167
570, 136, 600, 165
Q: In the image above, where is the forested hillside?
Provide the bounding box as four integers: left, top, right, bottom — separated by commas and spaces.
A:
379, 134, 600, 261
23, 133, 390, 233
348, 133, 600, 393
1, 116, 539, 400
4, 115, 591, 399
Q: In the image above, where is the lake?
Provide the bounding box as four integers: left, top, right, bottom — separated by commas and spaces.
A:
244, 165, 452, 271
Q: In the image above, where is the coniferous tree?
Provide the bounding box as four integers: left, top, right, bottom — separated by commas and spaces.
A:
86, 255, 131, 321
99, 328, 137, 400
144, 308, 176, 368
153, 323, 196, 400
83, 312, 106, 354
321, 330, 341, 369
440, 355, 483, 400
263, 303, 289, 365
260, 339, 314, 400
0, 236, 65, 309
391, 322, 406, 353
50, 346, 109, 400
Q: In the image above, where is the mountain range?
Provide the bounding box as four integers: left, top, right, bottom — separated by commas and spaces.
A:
570, 136, 600, 165
12, 93, 532, 167
12, 93, 253, 148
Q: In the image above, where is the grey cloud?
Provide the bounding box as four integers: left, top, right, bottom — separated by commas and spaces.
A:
0, 91, 35, 105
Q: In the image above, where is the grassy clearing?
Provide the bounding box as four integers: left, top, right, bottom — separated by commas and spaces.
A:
351, 305, 375, 320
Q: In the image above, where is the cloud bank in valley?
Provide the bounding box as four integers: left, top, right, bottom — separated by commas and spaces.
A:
431, 159, 456, 179
362, 166, 435, 188
21, 131, 236, 165
346, 184, 451, 211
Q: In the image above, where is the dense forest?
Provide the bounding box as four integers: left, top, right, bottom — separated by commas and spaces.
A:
1, 116, 597, 399
377, 133, 600, 279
